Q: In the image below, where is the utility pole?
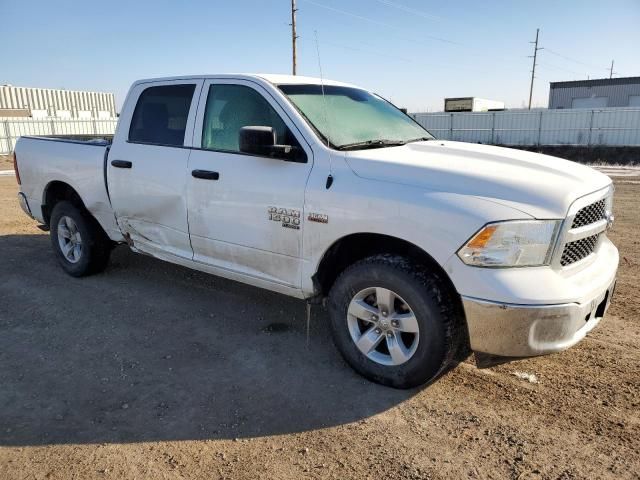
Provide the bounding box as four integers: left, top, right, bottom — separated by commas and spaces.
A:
528, 28, 543, 110
609, 60, 616, 79
291, 0, 298, 75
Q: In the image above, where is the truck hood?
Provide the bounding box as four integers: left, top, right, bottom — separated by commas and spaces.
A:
344, 141, 612, 218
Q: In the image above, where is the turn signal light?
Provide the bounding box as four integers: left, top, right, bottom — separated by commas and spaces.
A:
466, 225, 497, 249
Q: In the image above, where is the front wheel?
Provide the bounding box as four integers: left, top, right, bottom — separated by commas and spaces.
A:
49, 201, 111, 277
328, 254, 464, 389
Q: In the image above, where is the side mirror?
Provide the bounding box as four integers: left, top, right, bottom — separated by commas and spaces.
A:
239, 126, 275, 155
238, 126, 305, 162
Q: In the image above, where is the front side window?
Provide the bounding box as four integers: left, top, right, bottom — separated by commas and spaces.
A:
278, 84, 433, 150
201, 84, 301, 154
129, 84, 195, 146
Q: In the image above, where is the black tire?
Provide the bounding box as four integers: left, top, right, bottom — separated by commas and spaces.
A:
328, 254, 465, 389
49, 201, 111, 277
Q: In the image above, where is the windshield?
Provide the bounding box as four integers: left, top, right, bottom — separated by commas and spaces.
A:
278, 84, 433, 150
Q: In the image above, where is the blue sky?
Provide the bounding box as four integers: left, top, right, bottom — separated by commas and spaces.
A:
2, 0, 639, 112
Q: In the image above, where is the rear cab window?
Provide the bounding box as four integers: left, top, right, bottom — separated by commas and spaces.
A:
129, 84, 196, 146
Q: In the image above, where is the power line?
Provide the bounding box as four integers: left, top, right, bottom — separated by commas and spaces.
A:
301, 38, 413, 63
375, 0, 444, 22
299, 0, 459, 45
537, 61, 585, 77
538, 50, 618, 80
544, 48, 610, 72
298, 0, 623, 93
299, 0, 545, 69
301, 0, 395, 29
299, 37, 527, 78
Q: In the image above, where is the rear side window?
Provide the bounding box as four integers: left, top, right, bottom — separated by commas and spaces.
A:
129, 84, 195, 146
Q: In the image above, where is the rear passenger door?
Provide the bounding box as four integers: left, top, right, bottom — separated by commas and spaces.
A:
107, 79, 203, 260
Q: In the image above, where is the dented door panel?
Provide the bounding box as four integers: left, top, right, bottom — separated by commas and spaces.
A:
106, 79, 203, 259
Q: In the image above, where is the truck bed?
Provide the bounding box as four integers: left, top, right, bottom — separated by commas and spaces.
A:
15, 136, 123, 241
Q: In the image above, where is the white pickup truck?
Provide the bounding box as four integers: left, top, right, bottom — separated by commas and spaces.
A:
14, 74, 618, 388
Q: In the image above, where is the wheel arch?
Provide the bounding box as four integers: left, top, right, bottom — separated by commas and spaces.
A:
41, 180, 86, 226
312, 232, 460, 300
318, 233, 472, 380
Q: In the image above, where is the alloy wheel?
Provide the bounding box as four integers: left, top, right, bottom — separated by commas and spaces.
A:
346, 287, 420, 366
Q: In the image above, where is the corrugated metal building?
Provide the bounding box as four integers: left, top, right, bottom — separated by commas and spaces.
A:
549, 76, 640, 109
0, 85, 116, 118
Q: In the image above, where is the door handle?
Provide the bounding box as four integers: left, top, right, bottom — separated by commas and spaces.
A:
111, 160, 132, 169
192, 169, 220, 180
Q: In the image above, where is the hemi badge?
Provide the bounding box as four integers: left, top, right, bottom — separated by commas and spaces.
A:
308, 213, 329, 224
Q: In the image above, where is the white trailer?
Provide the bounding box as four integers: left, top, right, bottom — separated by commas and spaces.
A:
445, 97, 505, 112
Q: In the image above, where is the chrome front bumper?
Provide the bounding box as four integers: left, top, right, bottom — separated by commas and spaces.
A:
462, 278, 616, 358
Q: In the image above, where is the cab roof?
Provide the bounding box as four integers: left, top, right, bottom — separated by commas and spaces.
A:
133, 73, 359, 89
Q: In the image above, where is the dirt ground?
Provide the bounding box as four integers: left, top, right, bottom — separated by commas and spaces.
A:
0, 154, 13, 170
0, 174, 638, 480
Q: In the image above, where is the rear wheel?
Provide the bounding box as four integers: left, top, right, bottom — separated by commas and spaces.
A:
50, 201, 111, 277
328, 254, 464, 389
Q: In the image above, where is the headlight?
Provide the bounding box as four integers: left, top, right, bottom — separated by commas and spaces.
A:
458, 220, 561, 267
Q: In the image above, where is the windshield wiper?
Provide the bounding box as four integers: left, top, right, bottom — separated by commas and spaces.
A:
336, 139, 407, 151
404, 136, 432, 144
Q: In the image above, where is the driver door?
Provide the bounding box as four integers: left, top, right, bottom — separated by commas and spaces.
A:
186, 79, 313, 288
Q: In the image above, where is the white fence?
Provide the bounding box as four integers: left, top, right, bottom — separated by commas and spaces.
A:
3, 109, 639, 154
412, 108, 640, 146
0, 118, 118, 154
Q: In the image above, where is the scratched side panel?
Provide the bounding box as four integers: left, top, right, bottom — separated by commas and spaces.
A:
105, 78, 203, 260
108, 142, 192, 259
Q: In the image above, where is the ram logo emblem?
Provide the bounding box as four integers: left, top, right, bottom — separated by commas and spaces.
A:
605, 210, 615, 231
268, 206, 301, 230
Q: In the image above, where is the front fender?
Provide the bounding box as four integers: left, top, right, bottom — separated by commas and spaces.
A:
301, 167, 530, 297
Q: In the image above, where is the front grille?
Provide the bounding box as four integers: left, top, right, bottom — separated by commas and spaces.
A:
561, 234, 599, 266
559, 197, 609, 267
571, 199, 606, 228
